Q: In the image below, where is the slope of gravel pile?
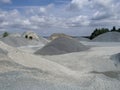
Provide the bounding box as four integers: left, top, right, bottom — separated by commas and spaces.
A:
110, 53, 120, 67
92, 32, 120, 42
35, 37, 89, 55
0, 48, 8, 55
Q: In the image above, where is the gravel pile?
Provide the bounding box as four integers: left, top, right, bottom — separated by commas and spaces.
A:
35, 37, 89, 55
92, 32, 120, 42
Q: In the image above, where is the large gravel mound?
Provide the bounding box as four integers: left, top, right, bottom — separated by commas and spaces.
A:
35, 37, 89, 55
92, 32, 120, 42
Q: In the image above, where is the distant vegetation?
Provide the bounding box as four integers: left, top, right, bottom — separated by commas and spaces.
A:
90, 26, 120, 39
2, 32, 9, 38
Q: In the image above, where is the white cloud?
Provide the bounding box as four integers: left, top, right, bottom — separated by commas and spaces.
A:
94, 0, 112, 7
25, 6, 47, 15
70, 0, 89, 9
0, 8, 91, 32
0, 9, 31, 30
0, 0, 11, 4
68, 0, 120, 23
30, 15, 67, 28
67, 15, 90, 27
69, 0, 113, 10
39, 7, 46, 13
92, 11, 112, 20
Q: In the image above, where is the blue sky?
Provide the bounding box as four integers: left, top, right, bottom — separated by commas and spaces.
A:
0, 0, 120, 36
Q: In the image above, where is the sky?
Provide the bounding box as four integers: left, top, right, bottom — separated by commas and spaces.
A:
0, 0, 120, 36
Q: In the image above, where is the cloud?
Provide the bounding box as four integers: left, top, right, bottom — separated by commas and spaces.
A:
68, 0, 118, 14
0, 9, 67, 31
0, 8, 91, 32
68, 0, 113, 10
67, 15, 90, 27
68, 0, 120, 24
0, 0, 120, 36
0, 0, 11, 4
69, 0, 89, 10
25, 6, 47, 15
0, 9, 31, 30
92, 11, 112, 20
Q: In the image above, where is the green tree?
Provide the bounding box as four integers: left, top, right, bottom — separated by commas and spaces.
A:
3, 32, 9, 37
90, 28, 109, 39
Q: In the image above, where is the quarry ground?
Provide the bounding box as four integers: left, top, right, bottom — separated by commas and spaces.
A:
0, 41, 120, 90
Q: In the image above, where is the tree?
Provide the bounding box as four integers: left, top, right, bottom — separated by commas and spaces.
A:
89, 28, 109, 39
117, 28, 120, 32
89, 28, 98, 39
111, 26, 116, 31
3, 32, 9, 37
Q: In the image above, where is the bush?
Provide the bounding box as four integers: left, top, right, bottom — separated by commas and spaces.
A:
3, 32, 9, 37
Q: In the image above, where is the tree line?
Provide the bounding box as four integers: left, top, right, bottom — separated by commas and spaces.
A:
89, 26, 120, 39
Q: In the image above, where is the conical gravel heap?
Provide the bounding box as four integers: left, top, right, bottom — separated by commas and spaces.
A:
35, 37, 89, 55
